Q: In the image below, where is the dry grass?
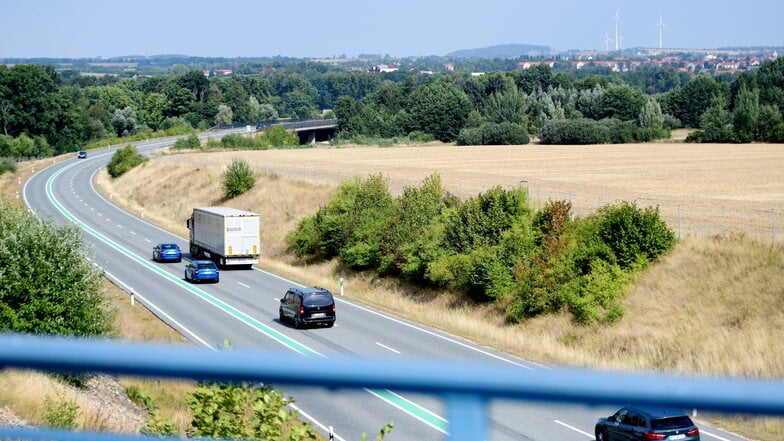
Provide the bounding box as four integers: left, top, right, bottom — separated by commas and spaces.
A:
3, 140, 784, 439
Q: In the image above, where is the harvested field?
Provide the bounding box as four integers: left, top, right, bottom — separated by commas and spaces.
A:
156, 142, 784, 242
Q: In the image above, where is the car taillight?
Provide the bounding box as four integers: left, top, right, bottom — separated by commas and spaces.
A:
299, 306, 305, 315
643, 432, 666, 440
687, 428, 699, 436
332, 304, 336, 313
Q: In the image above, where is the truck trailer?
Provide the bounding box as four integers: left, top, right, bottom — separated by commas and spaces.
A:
186, 207, 260, 268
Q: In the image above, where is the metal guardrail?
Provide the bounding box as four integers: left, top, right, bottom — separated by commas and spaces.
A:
1, 334, 783, 441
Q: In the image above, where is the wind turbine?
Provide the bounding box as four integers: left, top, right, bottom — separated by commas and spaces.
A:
603, 32, 614, 52
610, 10, 622, 51
656, 15, 667, 49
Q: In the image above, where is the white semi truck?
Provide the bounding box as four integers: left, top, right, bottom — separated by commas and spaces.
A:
186, 207, 260, 268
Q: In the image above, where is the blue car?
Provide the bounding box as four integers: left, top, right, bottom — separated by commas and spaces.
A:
152, 243, 182, 262
77, 150, 87, 159
184, 260, 219, 283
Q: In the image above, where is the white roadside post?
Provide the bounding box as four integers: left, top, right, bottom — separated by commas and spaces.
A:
340, 277, 344, 296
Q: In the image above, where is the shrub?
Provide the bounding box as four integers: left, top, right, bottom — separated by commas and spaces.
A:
634, 127, 671, 142
187, 382, 315, 440
107, 144, 147, 178
539, 118, 609, 145
44, 393, 79, 429
0, 157, 16, 174
0, 200, 110, 335
595, 201, 676, 269
172, 133, 201, 149
222, 158, 256, 199
456, 122, 529, 145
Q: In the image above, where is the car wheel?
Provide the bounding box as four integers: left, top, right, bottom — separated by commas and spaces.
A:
327, 321, 335, 328
596, 429, 606, 441
184, 271, 189, 282
294, 315, 303, 329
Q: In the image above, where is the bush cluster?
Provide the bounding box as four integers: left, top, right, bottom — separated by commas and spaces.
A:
456, 122, 530, 145
539, 118, 670, 145
287, 174, 676, 323
106, 144, 147, 178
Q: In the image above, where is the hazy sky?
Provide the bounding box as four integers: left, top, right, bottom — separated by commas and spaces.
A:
2, 0, 781, 59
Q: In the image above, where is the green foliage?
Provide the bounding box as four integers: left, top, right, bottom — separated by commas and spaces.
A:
44, 393, 79, 430
218, 127, 300, 150
0, 134, 54, 158
0, 200, 110, 336
539, 118, 609, 144
289, 174, 678, 324
407, 80, 473, 142
0, 157, 16, 174
126, 386, 178, 436
222, 158, 256, 199
187, 382, 316, 441
597, 85, 647, 121
456, 122, 530, 145
287, 174, 393, 261
444, 186, 530, 254
172, 133, 201, 149
360, 422, 394, 441
595, 201, 676, 269
107, 144, 147, 178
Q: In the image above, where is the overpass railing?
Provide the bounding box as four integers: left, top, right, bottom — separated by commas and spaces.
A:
1, 333, 783, 441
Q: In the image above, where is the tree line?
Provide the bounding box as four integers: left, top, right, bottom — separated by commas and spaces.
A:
1, 58, 782, 161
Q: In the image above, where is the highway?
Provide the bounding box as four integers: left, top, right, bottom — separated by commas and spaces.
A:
21, 137, 748, 441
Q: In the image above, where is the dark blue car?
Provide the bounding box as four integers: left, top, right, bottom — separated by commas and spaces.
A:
595, 406, 700, 441
184, 260, 219, 283
152, 243, 182, 262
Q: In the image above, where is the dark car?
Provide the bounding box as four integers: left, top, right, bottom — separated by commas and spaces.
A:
77, 150, 87, 159
595, 406, 700, 441
152, 243, 182, 262
184, 260, 219, 283
279, 287, 336, 328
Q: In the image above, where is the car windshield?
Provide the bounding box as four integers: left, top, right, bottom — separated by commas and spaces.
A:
197, 263, 216, 270
304, 292, 333, 306
161, 244, 178, 249
650, 416, 693, 430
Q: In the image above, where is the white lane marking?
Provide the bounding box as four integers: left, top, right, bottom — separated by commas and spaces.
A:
106, 217, 111, 222
101, 266, 212, 349
116, 224, 122, 228
144, 238, 151, 243
554, 420, 593, 438
90, 207, 94, 211
701, 430, 732, 441
343, 301, 538, 370
376, 342, 400, 354
130, 231, 137, 235
238, 282, 250, 289
290, 403, 347, 441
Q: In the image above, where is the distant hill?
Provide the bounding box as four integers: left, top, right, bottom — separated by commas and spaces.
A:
447, 44, 553, 58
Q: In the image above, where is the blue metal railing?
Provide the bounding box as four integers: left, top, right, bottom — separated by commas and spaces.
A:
1, 333, 783, 441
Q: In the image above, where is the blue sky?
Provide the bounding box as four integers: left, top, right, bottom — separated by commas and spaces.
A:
1, 0, 781, 59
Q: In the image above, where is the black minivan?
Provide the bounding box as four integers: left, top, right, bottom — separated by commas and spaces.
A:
279, 287, 336, 328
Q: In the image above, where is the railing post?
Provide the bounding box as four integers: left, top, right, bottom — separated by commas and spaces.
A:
445, 393, 486, 441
